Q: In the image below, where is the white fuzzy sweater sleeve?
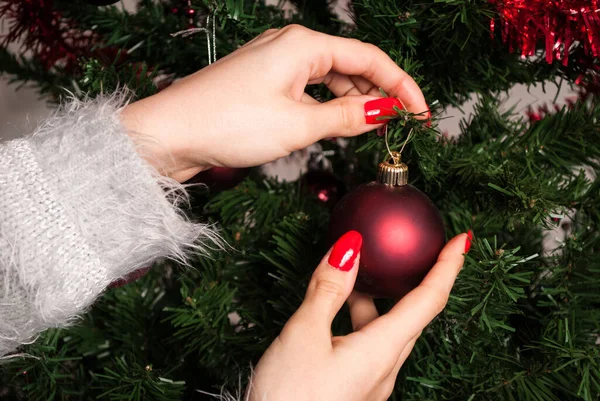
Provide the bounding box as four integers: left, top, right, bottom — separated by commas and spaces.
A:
0, 95, 218, 356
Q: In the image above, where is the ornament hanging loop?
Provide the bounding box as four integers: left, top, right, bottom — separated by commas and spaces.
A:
398, 127, 414, 159
385, 151, 402, 165
379, 97, 412, 185
171, 11, 217, 65
383, 124, 396, 165
383, 124, 414, 166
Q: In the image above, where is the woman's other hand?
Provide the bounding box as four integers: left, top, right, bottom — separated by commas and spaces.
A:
249, 231, 469, 401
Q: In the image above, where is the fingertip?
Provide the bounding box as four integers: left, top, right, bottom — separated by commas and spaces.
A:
346, 291, 361, 306
439, 232, 471, 260
327, 230, 362, 272
426, 104, 432, 127
465, 229, 474, 254
347, 290, 378, 331
298, 234, 363, 331
364, 97, 403, 125
388, 75, 427, 117
421, 233, 470, 290
347, 290, 371, 308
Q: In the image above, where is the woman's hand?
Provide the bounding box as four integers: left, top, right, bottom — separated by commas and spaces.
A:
249, 231, 470, 401
121, 25, 428, 182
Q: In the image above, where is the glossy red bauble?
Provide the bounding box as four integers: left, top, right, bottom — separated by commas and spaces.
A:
327, 182, 445, 299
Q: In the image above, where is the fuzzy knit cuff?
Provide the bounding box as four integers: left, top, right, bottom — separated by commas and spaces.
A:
0, 94, 219, 356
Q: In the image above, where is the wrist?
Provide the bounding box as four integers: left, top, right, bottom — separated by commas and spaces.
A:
120, 96, 205, 182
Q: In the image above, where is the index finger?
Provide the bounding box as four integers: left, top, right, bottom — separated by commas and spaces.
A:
309, 33, 427, 114
357, 232, 469, 355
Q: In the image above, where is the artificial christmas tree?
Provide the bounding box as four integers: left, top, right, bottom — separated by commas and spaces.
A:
1, 1, 599, 400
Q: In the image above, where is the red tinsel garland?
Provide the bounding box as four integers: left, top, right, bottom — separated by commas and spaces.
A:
490, 0, 600, 65
0, 0, 95, 71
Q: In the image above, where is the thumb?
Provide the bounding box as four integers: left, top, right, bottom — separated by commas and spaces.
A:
288, 231, 362, 336
308, 95, 384, 139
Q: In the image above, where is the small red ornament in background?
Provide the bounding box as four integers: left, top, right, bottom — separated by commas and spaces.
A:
327, 152, 445, 299
489, 0, 600, 65
184, 0, 197, 28
186, 167, 250, 191
526, 105, 542, 122
300, 170, 346, 209
0, 0, 96, 72
577, 71, 600, 101
525, 95, 583, 123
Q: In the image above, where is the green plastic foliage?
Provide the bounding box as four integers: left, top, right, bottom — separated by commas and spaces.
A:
1, 1, 599, 400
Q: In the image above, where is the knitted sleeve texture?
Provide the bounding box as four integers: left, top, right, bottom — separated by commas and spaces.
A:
0, 95, 218, 356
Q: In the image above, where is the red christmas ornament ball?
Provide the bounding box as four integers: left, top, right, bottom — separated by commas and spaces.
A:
327, 155, 445, 298
187, 167, 250, 191
300, 170, 346, 208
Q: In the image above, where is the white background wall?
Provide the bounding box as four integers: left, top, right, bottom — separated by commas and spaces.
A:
0, 0, 573, 142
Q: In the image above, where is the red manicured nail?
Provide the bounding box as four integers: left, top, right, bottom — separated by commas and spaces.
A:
364, 97, 403, 124
426, 104, 432, 128
465, 230, 474, 253
328, 230, 362, 271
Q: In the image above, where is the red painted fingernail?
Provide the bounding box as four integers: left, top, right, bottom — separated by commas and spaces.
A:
364, 97, 403, 124
426, 104, 432, 128
465, 230, 474, 253
328, 230, 362, 271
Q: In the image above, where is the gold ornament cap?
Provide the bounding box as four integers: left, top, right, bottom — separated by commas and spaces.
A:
377, 151, 408, 186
